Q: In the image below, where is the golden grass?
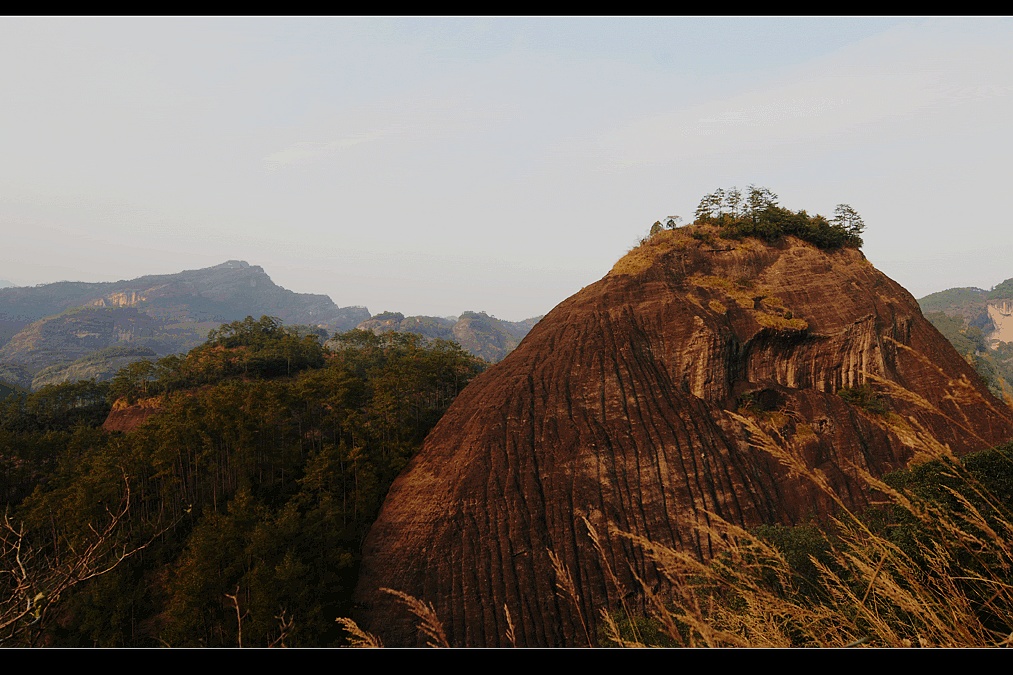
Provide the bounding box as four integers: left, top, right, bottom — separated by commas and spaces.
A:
380, 588, 450, 648
754, 312, 809, 331
334, 618, 383, 648
689, 274, 756, 309
609, 229, 690, 277
110, 395, 164, 411
548, 548, 593, 647
593, 400, 1013, 648
689, 274, 807, 332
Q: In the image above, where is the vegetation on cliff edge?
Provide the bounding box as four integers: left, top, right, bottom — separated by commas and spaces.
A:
617, 186, 865, 278
689, 185, 865, 250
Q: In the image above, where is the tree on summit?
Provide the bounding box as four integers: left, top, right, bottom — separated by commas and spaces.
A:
691, 185, 865, 250
650, 216, 683, 236
745, 185, 778, 219
832, 203, 865, 237
695, 188, 726, 220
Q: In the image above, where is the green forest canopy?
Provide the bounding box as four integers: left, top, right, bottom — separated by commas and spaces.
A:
0, 317, 485, 646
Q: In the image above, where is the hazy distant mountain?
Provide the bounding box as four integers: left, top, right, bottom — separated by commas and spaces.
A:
919, 286, 990, 326
0, 280, 13, 289
0, 261, 368, 333
354, 310, 543, 363
918, 278, 1013, 396
0, 261, 371, 389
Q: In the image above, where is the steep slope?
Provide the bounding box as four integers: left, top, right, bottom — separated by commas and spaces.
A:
354, 226, 1013, 647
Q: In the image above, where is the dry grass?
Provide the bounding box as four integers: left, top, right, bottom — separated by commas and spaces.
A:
548, 548, 593, 647
339, 446, 1013, 648
688, 274, 806, 331
689, 274, 757, 309
381, 588, 450, 648
609, 229, 691, 277
595, 405, 1013, 648
334, 617, 383, 648
754, 312, 809, 332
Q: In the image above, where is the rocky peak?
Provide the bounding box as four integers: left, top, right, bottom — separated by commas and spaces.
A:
214, 260, 250, 269
353, 225, 1013, 647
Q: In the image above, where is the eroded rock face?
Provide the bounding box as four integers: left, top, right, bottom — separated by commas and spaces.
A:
987, 299, 1013, 346
353, 229, 1013, 647
102, 397, 165, 433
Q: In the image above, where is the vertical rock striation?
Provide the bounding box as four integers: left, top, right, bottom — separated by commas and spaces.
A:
354, 228, 1013, 647
987, 299, 1013, 346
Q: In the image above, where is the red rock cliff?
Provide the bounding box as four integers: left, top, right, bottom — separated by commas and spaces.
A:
353, 227, 1013, 647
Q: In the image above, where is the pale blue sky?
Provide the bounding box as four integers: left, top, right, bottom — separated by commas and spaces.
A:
2, 17, 1010, 320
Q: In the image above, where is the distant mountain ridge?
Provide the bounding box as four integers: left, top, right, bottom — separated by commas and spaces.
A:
0, 261, 371, 390
354, 310, 542, 363
0, 261, 544, 391
0, 261, 368, 331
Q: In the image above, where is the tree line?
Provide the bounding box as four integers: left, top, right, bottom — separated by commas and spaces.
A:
661, 185, 866, 250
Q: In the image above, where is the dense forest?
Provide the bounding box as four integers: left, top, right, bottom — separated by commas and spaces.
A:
0, 316, 485, 646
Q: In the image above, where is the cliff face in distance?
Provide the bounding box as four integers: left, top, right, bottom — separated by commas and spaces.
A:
354, 225, 1013, 647
918, 280, 1013, 347
918, 281, 1013, 395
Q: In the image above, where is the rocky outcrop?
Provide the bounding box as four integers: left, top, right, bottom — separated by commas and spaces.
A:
987, 299, 1013, 346
354, 227, 1013, 647
102, 396, 165, 433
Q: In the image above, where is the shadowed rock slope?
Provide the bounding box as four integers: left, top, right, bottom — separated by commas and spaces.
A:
354, 226, 1013, 647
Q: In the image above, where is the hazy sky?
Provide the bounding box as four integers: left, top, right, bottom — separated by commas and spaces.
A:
3, 17, 1012, 321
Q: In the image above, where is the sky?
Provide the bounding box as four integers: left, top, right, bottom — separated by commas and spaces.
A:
3, 17, 1013, 321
